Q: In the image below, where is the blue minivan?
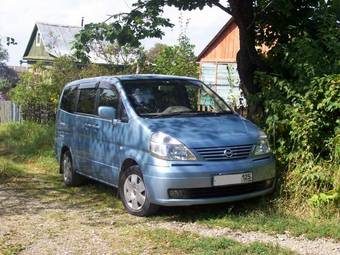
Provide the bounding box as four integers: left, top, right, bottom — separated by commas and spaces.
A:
55, 75, 275, 216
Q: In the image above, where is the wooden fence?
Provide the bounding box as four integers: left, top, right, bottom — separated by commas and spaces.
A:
0, 101, 22, 123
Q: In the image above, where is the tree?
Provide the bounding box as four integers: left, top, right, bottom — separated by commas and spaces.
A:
151, 35, 198, 77
146, 43, 167, 64
0, 38, 8, 63
0, 38, 18, 95
255, 1, 340, 211
73, 1, 264, 119
72, 23, 147, 73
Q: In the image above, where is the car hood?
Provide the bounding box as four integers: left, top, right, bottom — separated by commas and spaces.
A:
142, 114, 261, 148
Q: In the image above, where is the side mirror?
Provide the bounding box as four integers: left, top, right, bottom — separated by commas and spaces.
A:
98, 106, 116, 119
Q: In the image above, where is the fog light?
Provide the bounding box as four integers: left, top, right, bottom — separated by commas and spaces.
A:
168, 189, 187, 199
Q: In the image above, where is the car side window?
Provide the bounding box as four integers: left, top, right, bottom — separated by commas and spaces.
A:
97, 88, 119, 112
77, 88, 97, 115
60, 86, 77, 113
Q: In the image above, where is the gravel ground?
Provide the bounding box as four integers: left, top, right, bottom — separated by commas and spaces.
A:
147, 222, 340, 255
1, 183, 339, 255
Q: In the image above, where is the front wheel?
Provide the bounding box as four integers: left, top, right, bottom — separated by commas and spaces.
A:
119, 165, 159, 216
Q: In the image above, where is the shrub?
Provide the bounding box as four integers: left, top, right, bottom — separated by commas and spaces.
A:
10, 64, 59, 122
256, 8, 340, 214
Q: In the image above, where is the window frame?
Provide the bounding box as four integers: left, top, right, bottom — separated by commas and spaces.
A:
75, 82, 99, 116
97, 81, 129, 122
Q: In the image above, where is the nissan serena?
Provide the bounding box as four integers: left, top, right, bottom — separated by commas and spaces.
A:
55, 75, 275, 216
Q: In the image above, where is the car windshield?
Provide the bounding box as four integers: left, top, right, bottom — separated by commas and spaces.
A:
121, 79, 233, 118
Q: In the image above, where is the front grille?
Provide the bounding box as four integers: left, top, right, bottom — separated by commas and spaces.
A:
168, 179, 274, 199
194, 144, 254, 161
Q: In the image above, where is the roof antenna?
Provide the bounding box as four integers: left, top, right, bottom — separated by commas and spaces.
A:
81, 17, 84, 27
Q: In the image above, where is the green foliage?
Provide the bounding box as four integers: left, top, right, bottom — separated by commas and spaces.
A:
0, 79, 10, 92
151, 35, 198, 77
10, 57, 129, 122
0, 121, 55, 158
146, 43, 167, 63
256, 2, 340, 213
0, 38, 8, 63
10, 64, 59, 122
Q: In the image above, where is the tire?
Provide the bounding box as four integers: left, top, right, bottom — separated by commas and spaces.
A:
119, 165, 159, 216
61, 150, 84, 186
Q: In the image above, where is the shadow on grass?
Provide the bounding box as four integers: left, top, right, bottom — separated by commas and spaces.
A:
0, 166, 123, 217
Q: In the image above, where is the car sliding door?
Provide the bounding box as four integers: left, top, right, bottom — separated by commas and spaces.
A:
74, 82, 98, 177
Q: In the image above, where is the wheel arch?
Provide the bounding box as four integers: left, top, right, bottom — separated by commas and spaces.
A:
59, 145, 71, 173
119, 158, 139, 184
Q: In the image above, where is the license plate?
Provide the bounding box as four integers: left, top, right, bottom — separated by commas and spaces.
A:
213, 172, 253, 186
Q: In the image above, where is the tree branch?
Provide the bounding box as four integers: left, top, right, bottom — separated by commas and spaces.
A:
212, 1, 232, 15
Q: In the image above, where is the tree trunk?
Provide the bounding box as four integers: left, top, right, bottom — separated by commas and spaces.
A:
228, 0, 264, 122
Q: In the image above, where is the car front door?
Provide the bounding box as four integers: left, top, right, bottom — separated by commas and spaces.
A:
74, 82, 99, 177
91, 81, 123, 185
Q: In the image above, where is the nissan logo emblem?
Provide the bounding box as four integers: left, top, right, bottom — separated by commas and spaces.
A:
224, 148, 233, 158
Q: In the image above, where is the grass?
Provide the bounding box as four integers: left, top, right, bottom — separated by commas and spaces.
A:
132, 228, 296, 255
0, 121, 339, 244
153, 199, 340, 240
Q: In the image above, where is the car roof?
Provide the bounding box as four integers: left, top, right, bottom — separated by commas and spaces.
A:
64, 74, 199, 88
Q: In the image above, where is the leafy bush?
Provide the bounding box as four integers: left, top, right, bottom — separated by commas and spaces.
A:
257, 8, 340, 214
10, 64, 59, 122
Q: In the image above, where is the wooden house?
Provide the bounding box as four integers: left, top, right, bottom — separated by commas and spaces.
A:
197, 18, 242, 105
22, 23, 82, 66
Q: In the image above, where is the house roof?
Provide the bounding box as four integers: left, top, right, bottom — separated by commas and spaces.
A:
23, 22, 81, 58
197, 17, 235, 61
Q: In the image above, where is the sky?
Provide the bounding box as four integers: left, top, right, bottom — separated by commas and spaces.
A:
0, 0, 231, 66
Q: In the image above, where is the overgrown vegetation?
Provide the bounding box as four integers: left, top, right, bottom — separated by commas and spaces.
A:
256, 2, 340, 215
0, 121, 55, 158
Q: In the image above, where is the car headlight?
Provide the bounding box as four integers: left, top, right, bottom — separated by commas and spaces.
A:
150, 132, 197, 160
253, 134, 271, 155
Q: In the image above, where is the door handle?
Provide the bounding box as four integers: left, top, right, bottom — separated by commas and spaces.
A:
84, 123, 99, 129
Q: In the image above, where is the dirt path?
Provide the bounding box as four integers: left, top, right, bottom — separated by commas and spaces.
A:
1, 183, 339, 255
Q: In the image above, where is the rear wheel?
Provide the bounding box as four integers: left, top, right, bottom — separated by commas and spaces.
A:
119, 165, 159, 216
61, 150, 84, 186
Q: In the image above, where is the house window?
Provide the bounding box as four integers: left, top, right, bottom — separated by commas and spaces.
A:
36, 32, 41, 46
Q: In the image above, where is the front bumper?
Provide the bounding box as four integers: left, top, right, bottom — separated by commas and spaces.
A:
143, 155, 276, 206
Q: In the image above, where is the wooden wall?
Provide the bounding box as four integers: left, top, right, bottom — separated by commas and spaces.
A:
199, 22, 239, 63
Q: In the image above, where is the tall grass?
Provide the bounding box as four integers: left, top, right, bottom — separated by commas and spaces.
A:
0, 121, 55, 158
